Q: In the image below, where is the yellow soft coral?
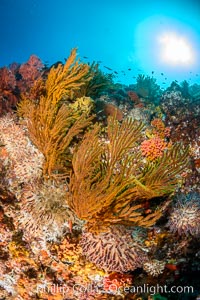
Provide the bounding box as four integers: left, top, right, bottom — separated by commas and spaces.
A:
69, 96, 94, 113
68, 116, 189, 232
17, 48, 93, 179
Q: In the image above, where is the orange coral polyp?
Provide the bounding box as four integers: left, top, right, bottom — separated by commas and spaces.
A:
141, 137, 167, 161
151, 118, 171, 139
151, 118, 165, 130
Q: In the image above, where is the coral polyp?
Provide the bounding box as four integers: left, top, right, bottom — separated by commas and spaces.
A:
80, 225, 148, 273
143, 259, 166, 277
16, 181, 78, 241
167, 193, 200, 237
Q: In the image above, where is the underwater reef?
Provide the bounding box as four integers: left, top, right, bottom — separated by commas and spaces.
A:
0, 48, 200, 300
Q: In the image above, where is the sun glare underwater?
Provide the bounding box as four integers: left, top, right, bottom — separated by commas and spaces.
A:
128, 14, 200, 86
0, 0, 200, 299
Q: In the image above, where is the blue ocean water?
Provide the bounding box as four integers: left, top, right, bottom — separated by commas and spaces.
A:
0, 0, 200, 87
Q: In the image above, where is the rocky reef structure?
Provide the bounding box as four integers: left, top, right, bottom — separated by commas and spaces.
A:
0, 49, 200, 299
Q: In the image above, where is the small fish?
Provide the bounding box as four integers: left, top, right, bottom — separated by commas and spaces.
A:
104, 66, 112, 70
128, 68, 131, 71
175, 80, 178, 82
144, 209, 152, 214
165, 264, 178, 271
161, 72, 164, 76
83, 56, 88, 59
151, 71, 154, 74
196, 74, 199, 76
114, 71, 118, 74
165, 78, 167, 80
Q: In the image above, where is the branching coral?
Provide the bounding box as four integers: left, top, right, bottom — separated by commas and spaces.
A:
17, 48, 93, 178
189, 83, 200, 101
68, 116, 189, 232
0, 67, 17, 115
127, 90, 140, 104
135, 74, 162, 103
0, 67, 16, 91
18, 55, 44, 93
74, 62, 114, 99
